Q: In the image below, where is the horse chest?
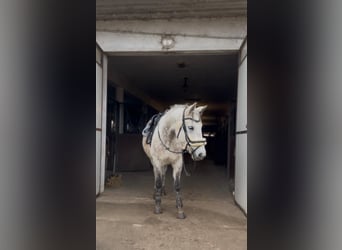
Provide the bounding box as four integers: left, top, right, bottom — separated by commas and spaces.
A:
158, 153, 179, 164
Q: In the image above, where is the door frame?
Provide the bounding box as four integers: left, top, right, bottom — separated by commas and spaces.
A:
96, 43, 108, 196
96, 36, 247, 205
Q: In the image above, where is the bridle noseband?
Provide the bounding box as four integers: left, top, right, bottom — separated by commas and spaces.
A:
157, 106, 207, 156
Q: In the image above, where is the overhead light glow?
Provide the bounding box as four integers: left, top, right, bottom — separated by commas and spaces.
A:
160, 35, 175, 50
204, 132, 216, 137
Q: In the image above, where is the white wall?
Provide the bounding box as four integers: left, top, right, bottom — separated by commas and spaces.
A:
235, 40, 247, 214
236, 55, 247, 131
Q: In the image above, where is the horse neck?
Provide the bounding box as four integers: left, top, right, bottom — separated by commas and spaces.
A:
162, 107, 183, 129
159, 107, 186, 148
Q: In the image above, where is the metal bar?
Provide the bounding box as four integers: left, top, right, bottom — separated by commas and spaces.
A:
236, 130, 247, 135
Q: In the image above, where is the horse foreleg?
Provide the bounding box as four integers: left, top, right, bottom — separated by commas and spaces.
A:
173, 161, 186, 219
161, 165, 167, 196
153, 167, 163, 214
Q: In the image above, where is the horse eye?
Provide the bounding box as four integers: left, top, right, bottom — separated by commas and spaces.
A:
188, 126, 194, 130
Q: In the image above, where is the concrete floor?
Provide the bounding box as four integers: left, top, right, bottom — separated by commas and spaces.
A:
96, 160, 247, 250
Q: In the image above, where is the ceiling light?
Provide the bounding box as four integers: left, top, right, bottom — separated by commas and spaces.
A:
160, 35, 175, 50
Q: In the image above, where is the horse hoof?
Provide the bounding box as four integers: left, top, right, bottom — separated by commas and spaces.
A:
177, 212, 186, 219
154, 207, 162, 214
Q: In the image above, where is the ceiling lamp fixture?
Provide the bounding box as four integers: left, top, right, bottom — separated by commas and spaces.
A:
160, 35, 175, 50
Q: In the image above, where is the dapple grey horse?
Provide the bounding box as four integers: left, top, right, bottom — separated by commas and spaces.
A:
142, 103, 207, 219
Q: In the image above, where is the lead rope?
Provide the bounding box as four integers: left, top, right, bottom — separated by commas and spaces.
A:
183, 160, 191, 176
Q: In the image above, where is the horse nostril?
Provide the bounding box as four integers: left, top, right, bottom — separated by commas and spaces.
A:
198, 153, 203, 158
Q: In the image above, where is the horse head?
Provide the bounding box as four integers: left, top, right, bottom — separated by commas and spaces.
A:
183, 103, 207, 161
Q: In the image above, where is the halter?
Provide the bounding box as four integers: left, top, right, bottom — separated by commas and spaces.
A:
157, 105, 207, 156
178, 106, 207, 155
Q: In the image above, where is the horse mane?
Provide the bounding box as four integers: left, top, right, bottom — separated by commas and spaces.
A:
165, 104, 191, 114
165, 103, 198, 119
168, 104, 187, 110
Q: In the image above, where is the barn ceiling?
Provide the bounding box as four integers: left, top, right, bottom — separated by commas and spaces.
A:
96, 0, 247, 20
108, 53, 238, 117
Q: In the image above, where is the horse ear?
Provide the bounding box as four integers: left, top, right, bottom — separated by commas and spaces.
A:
186, 102, 197, 115
196, 105, 207, 115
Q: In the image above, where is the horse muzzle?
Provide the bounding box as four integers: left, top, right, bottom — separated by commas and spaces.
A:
192, 152, 206, 161
190, 144, 207, 161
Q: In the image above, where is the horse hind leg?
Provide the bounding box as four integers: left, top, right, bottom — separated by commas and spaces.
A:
172, 160, 186, 219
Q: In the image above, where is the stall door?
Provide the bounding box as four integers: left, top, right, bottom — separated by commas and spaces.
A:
235, 40, 247, 214
96, 45, 108, 195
